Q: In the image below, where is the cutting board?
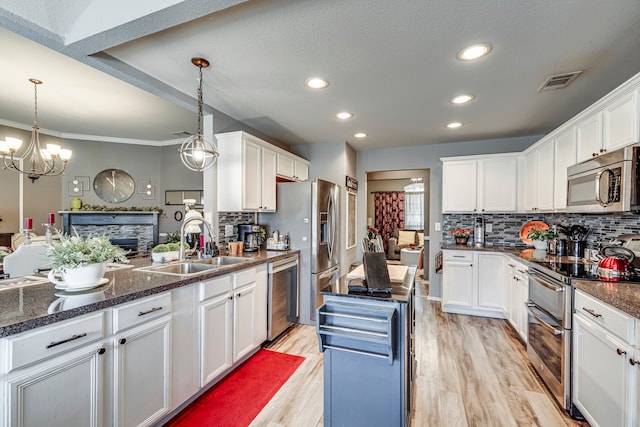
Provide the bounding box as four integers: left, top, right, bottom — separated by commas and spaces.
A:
347, 264, 408, 284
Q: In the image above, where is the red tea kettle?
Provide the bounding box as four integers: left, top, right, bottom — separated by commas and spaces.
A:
596, 246, 636, 281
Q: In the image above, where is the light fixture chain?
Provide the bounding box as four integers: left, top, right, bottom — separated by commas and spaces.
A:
33, 80, 38, 126
197, 64, 203, 136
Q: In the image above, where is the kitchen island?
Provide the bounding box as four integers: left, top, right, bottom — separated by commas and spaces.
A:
318, 267, 415, 427
0, 251, 298, 427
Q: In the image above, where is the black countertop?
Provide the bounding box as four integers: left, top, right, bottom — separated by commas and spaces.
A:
320, 266, 415, 303
0, 251, 299, 338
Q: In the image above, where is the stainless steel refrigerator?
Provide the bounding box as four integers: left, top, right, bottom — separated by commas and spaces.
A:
259, 178, 340, 325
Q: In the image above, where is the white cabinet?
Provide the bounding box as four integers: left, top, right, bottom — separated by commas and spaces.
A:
575, 89, 639, 163
216, 131, 277, 212
111, 293, 173, 427
232, 267, 258, 362
476, 253, 503, 311
277, 153, 309, 181
198, 276, 233, 386
442, 155, 519, 213
524, 138, 554, 212
553, 127, 577, 210
572, 289, 636, 427
504, 260, 528, 342
113, 316, 172, 427
442, 251, 474, 309
0, 312, 107, 427
254, 264, 268, 346
442, 250, 505, 318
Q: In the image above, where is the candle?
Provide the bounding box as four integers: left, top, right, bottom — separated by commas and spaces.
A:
48, 212, 55, 225
24, 218, 33, 229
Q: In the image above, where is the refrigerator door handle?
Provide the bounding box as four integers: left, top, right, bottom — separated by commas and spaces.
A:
327, 188, 335, 261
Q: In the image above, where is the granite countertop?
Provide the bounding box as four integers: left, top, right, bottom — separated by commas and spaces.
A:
0, 250, 299, 338
320, 266, 415, 303
441, 243, 640, 319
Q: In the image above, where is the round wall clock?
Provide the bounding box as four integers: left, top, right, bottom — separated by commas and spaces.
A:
93, 169, 135, 203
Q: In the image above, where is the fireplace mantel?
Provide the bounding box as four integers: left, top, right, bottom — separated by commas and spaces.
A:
59, 211, 159, 253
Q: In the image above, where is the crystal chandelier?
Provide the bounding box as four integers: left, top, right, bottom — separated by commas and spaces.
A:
0, 79, 72, 183
178, 57, 219, 172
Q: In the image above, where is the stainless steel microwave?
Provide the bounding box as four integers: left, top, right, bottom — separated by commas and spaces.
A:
566, 145, 640, 213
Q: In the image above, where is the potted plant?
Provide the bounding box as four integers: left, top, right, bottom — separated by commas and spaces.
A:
151, 242, 189, 263
46, 233, 127, 289
527, 228, 558, 250
450, 228, 472, 245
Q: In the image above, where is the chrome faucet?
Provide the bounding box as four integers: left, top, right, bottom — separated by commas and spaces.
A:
179, 216, 217, 262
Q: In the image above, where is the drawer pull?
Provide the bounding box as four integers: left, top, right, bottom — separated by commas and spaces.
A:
616, 348, 627, 356
138, 306, 163, 317
46, 333, 87, 349
119, 338, 127, 345
98, 348, 106, 355
630, 359, 639, 366
582, 307, 602, 318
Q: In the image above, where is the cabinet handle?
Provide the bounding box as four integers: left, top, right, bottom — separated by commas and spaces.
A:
228, 296, 233, 300
508, 264, 515, 268
98, 348, 106, 355
592, 152, 598, 157
616, 348, 627, 356
582, 307, 602, 318
119, 338, 127, 345
138, 306, 163, 317
630, 359, 639, 366
236, 292, 242, 297
600, 148, 606, 153
46, 333, 87, 349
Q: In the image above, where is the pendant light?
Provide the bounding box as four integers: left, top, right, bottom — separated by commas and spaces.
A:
178, 57, 219, 172
0, 79, 72, 182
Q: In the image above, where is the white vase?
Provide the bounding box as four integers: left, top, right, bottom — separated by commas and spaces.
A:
48, 262, 107, 289
532, 240, 547, 250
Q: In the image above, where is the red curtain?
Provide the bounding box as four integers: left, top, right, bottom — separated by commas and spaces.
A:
374, 191, 405, 250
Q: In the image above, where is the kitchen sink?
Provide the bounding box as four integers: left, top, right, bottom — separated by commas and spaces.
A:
135, 262, 219, 277
203, 256, 249, 266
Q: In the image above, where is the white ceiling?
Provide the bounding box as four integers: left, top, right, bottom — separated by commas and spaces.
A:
1, 0, 640, 150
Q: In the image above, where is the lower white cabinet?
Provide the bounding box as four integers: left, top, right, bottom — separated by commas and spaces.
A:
254, 264, 268, 346
199, 283, 233, 387
3, 343, 106, 427
233, 282, 257, 361
504, 260, 528, 342
442, 250, 504, 318
572, 289, 636, 427
113, 315, 172, 427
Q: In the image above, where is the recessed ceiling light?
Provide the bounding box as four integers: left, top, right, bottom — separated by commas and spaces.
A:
446, 122, 463, 129
354, 133, 367, 138
457, 43, 492, 61
305, 77, 329, 89
336, 112, 353, 120
451, 94, 475, 104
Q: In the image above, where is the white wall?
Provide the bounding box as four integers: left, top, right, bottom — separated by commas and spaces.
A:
357, 134, 540, 298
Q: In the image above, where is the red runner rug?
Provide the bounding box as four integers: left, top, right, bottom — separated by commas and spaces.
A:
167, 349, 305, 427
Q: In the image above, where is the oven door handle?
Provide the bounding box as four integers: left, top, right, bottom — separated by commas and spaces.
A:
527, 270, 565, 292
526, 301, 564, 336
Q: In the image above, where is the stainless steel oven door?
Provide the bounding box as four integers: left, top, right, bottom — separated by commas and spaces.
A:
527, 269, 571, 328
526, 301, 571, 409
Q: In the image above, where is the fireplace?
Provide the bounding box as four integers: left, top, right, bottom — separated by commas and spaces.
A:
60, 211, 159, 254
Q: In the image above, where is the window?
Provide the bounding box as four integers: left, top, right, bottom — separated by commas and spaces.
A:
403, 182, 423, 230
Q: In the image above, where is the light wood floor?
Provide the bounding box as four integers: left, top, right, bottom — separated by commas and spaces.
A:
253, 281, 590, 427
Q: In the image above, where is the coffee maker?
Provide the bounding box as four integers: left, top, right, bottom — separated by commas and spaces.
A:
238, 224, 262, 252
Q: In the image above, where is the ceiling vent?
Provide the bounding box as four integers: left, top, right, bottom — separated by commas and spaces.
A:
538, 71, 583, 92
171, 131, 193, 138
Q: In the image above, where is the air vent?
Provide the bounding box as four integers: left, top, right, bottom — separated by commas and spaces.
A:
171, 131, 192, 138
538, 71, 583, 92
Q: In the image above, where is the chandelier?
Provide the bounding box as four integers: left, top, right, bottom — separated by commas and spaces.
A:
178, 57, 219, 172
0, 79, 72, 183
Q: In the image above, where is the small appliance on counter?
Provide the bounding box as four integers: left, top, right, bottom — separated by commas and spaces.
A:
238, 224, 264, 252
474, 216, 485, 248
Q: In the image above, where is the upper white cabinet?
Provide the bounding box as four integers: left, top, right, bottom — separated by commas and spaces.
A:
576, 88, 639, 163
217, 132, 276, 212
442, 155, 519, 213
524, 138, 554, 212
277, 153, 309, 181
553, 127, 577, 210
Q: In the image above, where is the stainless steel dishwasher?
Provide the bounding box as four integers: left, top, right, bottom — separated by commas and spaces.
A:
267, 255, 299, 340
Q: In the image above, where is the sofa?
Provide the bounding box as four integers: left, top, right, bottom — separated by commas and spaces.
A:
387, 229, 423, 260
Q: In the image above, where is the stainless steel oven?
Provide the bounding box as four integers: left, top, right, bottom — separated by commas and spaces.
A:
526, 267, 573, 412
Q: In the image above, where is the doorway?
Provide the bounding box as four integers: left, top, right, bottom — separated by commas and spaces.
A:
366, 169, 430, 279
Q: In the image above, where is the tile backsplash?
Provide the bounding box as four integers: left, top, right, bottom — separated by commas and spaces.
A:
442, 213, 640, 248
